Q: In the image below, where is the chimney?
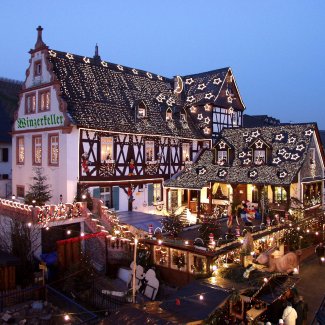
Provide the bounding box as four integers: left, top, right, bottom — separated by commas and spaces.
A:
34, 26, 46, 50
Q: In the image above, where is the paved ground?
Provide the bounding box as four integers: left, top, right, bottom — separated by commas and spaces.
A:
296, 255, 325, 324
118, 211, 163, 232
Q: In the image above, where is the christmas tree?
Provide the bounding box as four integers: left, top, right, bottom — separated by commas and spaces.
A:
25, 167, 52, 206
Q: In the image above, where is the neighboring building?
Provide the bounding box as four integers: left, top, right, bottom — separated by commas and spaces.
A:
166, 123, 325, 217
12, 26, 245, 211
0, 77, 22, 198
243, 114, 281, 127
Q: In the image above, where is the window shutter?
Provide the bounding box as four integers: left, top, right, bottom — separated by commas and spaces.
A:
93, 188, 100, 199
2, 148, 8, 162
148, 184, 154, 206
112, 186, 119, 210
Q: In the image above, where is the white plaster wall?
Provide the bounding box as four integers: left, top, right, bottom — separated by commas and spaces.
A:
0, 143, 12, 177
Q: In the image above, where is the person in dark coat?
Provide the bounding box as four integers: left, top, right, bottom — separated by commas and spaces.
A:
294, 295, 308, 325
315, 242, 325, 265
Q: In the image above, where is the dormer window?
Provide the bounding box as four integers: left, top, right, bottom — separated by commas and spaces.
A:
34, 60, 42, 77
166, 108, 173, 121
138, 102, 147, 118
250, 137, 270, 166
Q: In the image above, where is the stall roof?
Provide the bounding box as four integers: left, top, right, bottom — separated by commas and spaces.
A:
159, 279, 231, 322
251, 274, 299, 304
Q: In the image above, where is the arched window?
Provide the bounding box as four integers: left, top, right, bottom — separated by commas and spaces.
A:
138, 102, 147, 118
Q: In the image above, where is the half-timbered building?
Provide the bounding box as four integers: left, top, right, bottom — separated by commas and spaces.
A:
12, 27, 245, 212
165, 123, 325, 218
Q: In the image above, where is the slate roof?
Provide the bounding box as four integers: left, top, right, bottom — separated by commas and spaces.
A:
159, 279, 231, 322
0, 78, 22, 142
165, 123, 319, 188
48, 49, 240, 138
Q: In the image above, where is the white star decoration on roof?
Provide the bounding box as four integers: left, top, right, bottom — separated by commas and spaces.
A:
48, 50, 57, 57
166, 99, 173, 106
283, 153, 291, 160
213, 78, 222, 85
186, 96, 195, 103
190, 106, 197, 113
243, 158, 251, 165
156, 95, 164, 103
296, 144, 305, 151
101, 61, 108, 67
245, 137, 253, 143
157, 75, 163, 80
227, 97, 233, 103
239, 152, 246, 158
205, 93, 214, 100
117, 65, 124, 71
203, 127, 210, 134
185, 78, 194, 85
291, 153, 300, 161
252, 130, 260, 138
66, 53, 74, 60
218, 169, 228, 177
199, 167, 207, 175
146, 72, 153, 78
247, 151, 252, 157
279, 171, 288, 178
255, 139, 264, 149
278, 149, 287, 155
243, 132, 249, 137
198, 83, 206, 90
272, 157, 282, 164
83, 57, 90, 64
275, 134, 285, 141
305, 129, 313, 136
204, 117, 210, 124
288, 136, 296, 144
228, 107, 234, 115
249, 170, 258, 178
197, 114, 203, 120
132, 69, 138, 75
204, 103, 212, 111
219, 141, 227, 149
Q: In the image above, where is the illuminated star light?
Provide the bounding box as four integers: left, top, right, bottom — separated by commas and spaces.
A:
101, 61, 108, 67
288, 136, 296, 144
227, 96, 233, 103
83, 57, 90, 64
197, 114, 203, 120
255, 140, 264, 149
239, 152, 246, 158
156, 96, 164, 103
275, 134, 285, 141
278, 149, 287, 155
198, 83, 206, 90
190, 106, 197, 113
117, 65, 124, 71
218, 169, 227, 177
252, 130, 260, 138
245, 137, 253, 143
146, 72, 153, 79
204, 117, 210, 124
249, 170, 258, 178
272, 157, 282, 164
186, 96, 195, 103
291, 153, 300, 161
204, 103, 212, 111
205, 93, 214, 100
243, 132, 249, 137
48, 50, 57, 57
157, 75, 163, 80
305, 129, 313, 136
283, 153, 291, 160
218, 141, 226, 149
296, 144, 305, 151
213, 78, 222, 85
66, 53, 74, 60
203, 127, 210, 134
279, 171, 288, 178
132, 68, 138, 75
243, 158, 251, 165
185, 78, 194, 85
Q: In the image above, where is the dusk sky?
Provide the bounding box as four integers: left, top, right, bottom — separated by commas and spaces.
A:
1, 1, 325, 128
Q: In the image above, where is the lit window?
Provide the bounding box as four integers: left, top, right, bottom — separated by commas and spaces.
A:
166, 109, 173, 121
217, 151, 227, 165
138, 102, 146, 118
145, 141, 155, 161
101, 137, 114, 161
275, 187, 287, 203
182, 143, 190, 162
154, 183, 161, 202
39, 90, 50, 111
17, 137, 24, 164
254, 150, 266, 165
25, 93, 36, 114
49, 134, 59, 165
33, 136, 42, 165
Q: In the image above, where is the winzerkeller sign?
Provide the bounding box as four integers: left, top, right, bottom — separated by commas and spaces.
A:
16, 114, 64, 129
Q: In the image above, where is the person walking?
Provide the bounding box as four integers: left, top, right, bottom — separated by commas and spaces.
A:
282, 301, 297, 325
294, 295, 308, 325
315, 242, 325, 265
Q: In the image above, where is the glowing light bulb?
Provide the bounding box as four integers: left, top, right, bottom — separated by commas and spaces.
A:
199, 294, 204, 300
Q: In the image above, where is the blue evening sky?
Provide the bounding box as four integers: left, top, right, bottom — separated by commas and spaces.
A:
1, 1, 325, 128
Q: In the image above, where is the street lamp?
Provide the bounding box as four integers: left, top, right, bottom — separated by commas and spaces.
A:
32, 200, 36, 207
12, 194, 16, 201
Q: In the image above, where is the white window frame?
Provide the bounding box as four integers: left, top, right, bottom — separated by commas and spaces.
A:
101, 137, 114, 161
49, 134, 59, 165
